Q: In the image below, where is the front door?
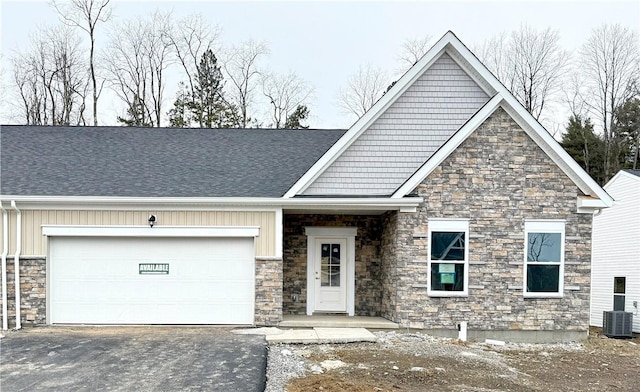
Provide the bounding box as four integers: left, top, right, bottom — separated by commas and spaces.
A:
314, 238, 347, 312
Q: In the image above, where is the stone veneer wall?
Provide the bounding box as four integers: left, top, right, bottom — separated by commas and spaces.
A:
1, 257, 47, 326
380, 211, 399, 321
283, 214, 383, 316
389, 107, 593, 333
254, 257, 283, 326
0, 256, 281, 327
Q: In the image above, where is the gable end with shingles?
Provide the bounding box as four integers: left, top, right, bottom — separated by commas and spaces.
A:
286, 31, 612, 212
302, 52, 490, 196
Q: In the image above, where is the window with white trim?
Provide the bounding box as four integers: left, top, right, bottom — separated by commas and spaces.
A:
427, 219, 469, 296
524, 220, 565, 297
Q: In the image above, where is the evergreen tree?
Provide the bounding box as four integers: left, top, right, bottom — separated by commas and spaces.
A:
168, 82, 192, 128
167, 50, 240, 128
117, 94, 152, 127
561, 114, 605, 185
284, 105, 310, 129
613, 97, 640, 170
190, 49, 239, 128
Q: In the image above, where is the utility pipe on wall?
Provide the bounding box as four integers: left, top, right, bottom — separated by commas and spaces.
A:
1, 201, 8, 331
11, 201, 21, 330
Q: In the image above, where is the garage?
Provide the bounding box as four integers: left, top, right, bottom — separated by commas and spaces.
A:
45, 226, 258, 325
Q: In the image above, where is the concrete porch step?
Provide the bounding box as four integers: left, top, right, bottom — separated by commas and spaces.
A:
279, 315, 399, 329
265, 327, 377, 344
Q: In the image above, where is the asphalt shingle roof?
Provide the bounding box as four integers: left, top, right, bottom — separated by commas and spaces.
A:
624, 169, 640, 177
0, 125, 346, 197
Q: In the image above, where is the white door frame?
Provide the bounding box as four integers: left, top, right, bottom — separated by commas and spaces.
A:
305, 227, 357, 316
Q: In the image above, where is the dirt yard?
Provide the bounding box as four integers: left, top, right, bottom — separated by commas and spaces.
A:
280, 328, 639, 392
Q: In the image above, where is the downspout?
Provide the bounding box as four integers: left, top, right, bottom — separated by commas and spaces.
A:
1, 202, 8, 330
11, 201, 21, 330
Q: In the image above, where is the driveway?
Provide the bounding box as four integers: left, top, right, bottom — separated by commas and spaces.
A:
0, 326, 266, 391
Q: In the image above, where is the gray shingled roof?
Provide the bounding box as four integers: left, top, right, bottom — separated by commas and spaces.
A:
624, 169, 640, 177
0, 125, 346, 197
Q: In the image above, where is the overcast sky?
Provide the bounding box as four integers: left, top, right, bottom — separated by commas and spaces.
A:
1, 0, 639, 129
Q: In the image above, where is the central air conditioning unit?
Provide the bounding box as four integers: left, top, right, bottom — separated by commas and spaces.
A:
603, 311, 633, 338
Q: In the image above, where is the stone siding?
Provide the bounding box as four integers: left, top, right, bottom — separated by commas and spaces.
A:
1, 257, 47, 326
388, 107, 593, 333
380, 211, 399, 321
283, 214, 383, 316
1, 256, 282, 327
254, 257, 283, 326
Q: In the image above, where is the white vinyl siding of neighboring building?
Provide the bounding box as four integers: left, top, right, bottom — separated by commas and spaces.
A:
0, 210, 277, 257
590, 172, 640, 332
303, 52, 490, 196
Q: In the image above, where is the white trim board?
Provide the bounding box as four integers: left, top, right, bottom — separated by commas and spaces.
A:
1, 196, 422, 212
42, 225, 260, 238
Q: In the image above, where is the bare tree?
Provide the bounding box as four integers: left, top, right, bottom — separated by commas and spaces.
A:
13, 54, 43, 125
104, 12, 172, 127
166, 14, 220, 107
511, 26, 570, 119
0, 55, 11, 123
262, 71, 312, 128
11, 25, 88, 125
53, 0, 111, 126
144, 12, 173, 127
398, 35, 432, 70
579, 23, 640, 180
338, 64, 389, 118
223, 40, 269, 127
475, 32, 515, 92
477, 25, 570, 120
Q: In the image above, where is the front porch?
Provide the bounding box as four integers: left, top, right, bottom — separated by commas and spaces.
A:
282, 213, 394, 320
280, 314, 399, 329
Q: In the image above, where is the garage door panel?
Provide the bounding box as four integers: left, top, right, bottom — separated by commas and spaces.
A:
49, 236, 255, 324
56, 302, 253, 324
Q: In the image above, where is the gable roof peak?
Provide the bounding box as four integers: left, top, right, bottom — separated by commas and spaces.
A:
283, 31, 612, 208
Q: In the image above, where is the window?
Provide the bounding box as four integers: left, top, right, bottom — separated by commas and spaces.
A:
524, 220, 565, 297
320, 243, 341, 287
428, 220, 469, 296
613, 277, 626, 311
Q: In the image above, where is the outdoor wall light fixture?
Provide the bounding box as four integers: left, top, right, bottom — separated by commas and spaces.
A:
148, 215, 156, 228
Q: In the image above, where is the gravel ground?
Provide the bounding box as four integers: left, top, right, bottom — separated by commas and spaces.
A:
264, 330, 638, 392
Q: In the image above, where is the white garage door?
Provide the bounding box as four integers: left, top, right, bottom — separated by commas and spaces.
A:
49, 236, 255, 324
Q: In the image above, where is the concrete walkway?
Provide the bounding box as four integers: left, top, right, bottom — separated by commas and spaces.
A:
264, 327, 377, 344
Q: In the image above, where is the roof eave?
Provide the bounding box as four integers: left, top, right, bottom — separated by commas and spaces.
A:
0, 195, 422, 212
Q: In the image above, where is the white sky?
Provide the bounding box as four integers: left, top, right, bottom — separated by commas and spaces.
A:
1, 0, 639, 130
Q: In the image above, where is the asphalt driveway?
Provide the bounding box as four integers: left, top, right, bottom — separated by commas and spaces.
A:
0, 326, 266, 391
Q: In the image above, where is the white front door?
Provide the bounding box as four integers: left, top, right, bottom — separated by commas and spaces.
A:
314, 238, 347, 312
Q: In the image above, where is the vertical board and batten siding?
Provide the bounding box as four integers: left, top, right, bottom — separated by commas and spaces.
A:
0, 210, 276, 257
0, 211, 17, 255
303, 52, 490, 196
591, 173, 640, 332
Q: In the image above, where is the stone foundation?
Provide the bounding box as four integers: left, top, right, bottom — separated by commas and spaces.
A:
283, 214, 383, 316
423, 328, 588, 343
1, 257, 47, 326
